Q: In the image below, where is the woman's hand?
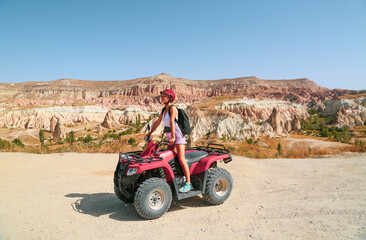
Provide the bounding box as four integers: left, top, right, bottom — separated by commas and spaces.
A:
169, 136, 175, 145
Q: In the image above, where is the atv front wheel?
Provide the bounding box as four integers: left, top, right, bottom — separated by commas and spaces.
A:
203, 168, 233, 205
134, 178, 172, 220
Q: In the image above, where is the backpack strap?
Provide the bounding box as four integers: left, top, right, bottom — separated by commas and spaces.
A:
161, 105, 177, 121
161, 107, 166, 115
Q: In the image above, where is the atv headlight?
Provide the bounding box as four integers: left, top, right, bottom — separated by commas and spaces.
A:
126, 168, 138, 176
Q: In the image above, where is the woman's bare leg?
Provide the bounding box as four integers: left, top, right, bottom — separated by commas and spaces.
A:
176, 144, 190, 184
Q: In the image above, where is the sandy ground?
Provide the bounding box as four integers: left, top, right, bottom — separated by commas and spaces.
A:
0, 152, 366, 240
284, 137, 348, 149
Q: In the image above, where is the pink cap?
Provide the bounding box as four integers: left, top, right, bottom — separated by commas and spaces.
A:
160, 89, 175, 101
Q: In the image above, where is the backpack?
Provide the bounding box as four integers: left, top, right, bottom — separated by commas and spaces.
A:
161, 105, 191, 135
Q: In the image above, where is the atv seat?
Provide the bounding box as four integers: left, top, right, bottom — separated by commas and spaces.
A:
185, 151, 209, 165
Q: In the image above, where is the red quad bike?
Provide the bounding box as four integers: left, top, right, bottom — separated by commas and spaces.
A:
113, 135, 233, 220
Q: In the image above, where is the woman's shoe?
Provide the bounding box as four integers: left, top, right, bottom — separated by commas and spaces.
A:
179, 182, 193, 193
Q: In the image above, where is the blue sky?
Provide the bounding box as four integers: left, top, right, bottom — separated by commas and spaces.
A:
0, 0, 365, 90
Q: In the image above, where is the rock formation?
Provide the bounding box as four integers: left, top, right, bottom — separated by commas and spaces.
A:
97, 124, 103, 134
142, 106, 279, 143
292, 115, 302, 131
215, 99, 308, 123
267, 108, 284, 135
102, 110, 119, 129
50, 116, 58, 133
1, 73, 355, 109
285, 121, 292, 132
53, 119, 66, 140
118, 106, 152, 124
0, 106, 155, 129
323, 97, 366, 128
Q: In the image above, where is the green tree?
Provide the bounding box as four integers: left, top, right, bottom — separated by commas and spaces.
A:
136, 114, 141, 127
39, 129, 45, 146
277, 143, 282, 156
69, 131, 75, 144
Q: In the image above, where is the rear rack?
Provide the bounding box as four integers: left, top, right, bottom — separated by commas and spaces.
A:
119, 151, 163, 164
187, 143, 230, 156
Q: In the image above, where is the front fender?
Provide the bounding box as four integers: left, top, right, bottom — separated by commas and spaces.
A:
133, 162, 176, 183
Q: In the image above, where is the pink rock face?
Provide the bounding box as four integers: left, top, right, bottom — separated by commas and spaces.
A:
0, 73, 355, 109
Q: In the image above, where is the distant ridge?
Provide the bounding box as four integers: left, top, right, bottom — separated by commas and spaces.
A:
0, 73, 354, 108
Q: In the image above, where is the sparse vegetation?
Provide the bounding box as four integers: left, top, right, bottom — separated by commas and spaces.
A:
67, 131, 75, 144
301, 115, 332, 131
0, 138, 11, 150
355, 139, 366, 152
12, 139, 24, 147
102, 133, 119, 140
246, 138, 253, 144
301, 114, 352, 143
308, 109, 317, 115
83, 134, 93, 143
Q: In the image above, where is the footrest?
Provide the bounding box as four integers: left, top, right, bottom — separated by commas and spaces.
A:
176, 189, 202, 200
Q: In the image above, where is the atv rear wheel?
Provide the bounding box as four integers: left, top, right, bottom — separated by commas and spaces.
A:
134, 178, 172, 220
114, 186, 134, 203
203, 167, 233, 205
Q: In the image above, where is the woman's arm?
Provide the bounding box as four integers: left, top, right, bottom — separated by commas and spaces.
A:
147, 113, 163, 136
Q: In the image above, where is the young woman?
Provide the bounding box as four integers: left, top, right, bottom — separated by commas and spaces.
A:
146, 89, 192, 193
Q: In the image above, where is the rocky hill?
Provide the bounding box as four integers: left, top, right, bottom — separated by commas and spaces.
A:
0, 73, 353, 109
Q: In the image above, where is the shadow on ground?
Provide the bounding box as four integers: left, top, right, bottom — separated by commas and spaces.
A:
65, 192, 212, 221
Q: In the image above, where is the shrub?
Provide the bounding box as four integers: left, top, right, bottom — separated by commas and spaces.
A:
119, 128, 134, 136
0, 138, 11, 149
128, 138, 136, 145
102, 133, 110, 140
103, 133, 119, 140
135, 127, 141, 133
246, 138, 253, 144
12, 138, 24, 147
83, 134, 93, 143
308, 109, 317, 115
332, 126, 351, 143
355, 139, 366, 152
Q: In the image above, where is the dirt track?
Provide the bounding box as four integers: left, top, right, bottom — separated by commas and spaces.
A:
0, 152, 366, 240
